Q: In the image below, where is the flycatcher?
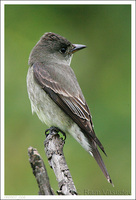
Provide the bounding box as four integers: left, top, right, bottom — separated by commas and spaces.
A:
27, 32, 113, 185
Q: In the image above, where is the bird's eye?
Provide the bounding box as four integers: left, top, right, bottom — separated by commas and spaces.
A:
60, 47, 67, 54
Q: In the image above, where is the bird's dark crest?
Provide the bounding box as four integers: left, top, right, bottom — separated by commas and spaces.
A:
41, 32, 71, 47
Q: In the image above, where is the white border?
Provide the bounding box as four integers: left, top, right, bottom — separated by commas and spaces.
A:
131, 1, 136, 198
1, 1, 135, 200
1, 1, 5, 199
1, 0, 135, 5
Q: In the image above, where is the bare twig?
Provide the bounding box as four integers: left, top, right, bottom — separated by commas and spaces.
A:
44, 132, 77, 195
28, 146, 54, 195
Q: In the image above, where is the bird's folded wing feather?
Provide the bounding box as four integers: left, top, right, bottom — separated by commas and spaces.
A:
33, 62, 106, 155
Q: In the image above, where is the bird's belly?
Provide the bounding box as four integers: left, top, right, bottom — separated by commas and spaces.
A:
27, 67, 73, 131
31, 91, 72, 132
27, 67, 90, 152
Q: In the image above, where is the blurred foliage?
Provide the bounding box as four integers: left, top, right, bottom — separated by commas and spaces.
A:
5, 4, 131, 195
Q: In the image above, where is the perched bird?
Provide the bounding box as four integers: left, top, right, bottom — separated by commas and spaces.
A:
27, 32, 113, 186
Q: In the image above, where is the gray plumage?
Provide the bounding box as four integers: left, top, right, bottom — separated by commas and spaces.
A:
27, 32, 113, 186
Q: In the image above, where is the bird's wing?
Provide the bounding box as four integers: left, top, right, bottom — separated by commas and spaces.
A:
33, 62, 106, 155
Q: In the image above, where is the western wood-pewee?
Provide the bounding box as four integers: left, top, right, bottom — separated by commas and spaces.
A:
27, 32, 113, 185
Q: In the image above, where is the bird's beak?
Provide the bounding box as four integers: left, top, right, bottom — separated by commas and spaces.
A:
71, 44, 86, 53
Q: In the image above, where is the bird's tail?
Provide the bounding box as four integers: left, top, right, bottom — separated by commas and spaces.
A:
89, 141, 114, 186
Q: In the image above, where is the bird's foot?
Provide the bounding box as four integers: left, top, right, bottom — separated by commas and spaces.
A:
45, 126, 66, 140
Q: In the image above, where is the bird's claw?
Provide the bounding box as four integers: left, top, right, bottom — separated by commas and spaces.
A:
45, 126, 66, 140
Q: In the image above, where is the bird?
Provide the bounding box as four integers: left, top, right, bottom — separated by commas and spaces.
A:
27, 32, 113, 186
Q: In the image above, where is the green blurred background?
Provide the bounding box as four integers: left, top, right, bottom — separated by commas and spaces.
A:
5, 4, 131, 195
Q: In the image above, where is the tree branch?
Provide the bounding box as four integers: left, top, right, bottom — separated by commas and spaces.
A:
44, 132, 77, 195
28, 146, 54, 195
28, 129, 77, 195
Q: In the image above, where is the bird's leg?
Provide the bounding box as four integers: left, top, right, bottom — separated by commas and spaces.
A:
45, 126, 66, 140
